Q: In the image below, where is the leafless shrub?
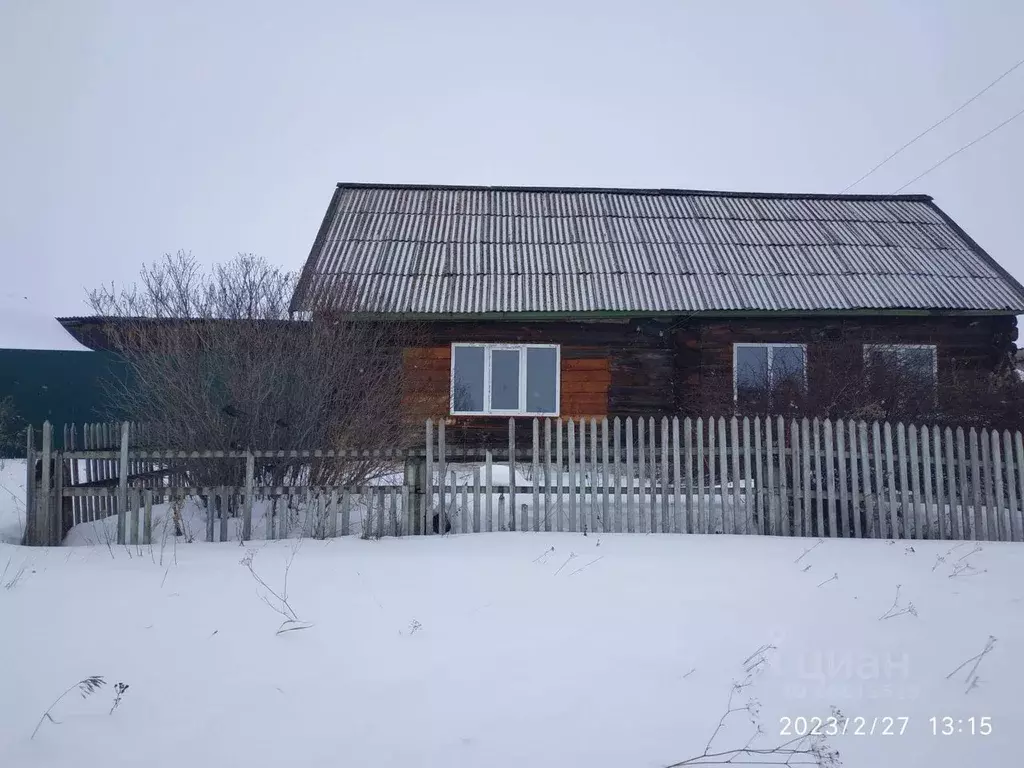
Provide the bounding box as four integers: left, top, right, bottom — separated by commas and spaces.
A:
665, 646, 840, 767
878, 584, 918, 620
2, 557, 30, 590
0, 395, 19, 460
31, 676, 106, 739
239, 546, 312, 635
89, 251, 422, 489
947, 635, 997, 694
109, 683, 129, 715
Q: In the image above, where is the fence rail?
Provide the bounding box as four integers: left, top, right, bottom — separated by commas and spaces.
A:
21, 415, 1024, 546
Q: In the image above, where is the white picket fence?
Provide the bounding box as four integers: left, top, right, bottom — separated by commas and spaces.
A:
423, 415, 1024, 542
22, 415, 1024, 546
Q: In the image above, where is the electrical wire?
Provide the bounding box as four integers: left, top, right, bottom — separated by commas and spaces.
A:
892, 104, 1024, 193
841, 55, 1024, 193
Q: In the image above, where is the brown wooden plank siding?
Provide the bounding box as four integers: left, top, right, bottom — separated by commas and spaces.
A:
400, 320, 673, 444
404, 347, 612, 424
673, 315, 1017, 414
401, 315, 1017, 439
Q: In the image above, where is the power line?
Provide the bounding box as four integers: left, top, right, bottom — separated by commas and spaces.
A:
892, 104, 1024, 193
840, 55, 1024, 193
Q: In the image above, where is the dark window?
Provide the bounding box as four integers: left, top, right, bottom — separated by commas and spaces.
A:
734, 343, 807, 411
864, 344, 937, 412
452, 346, 485, 413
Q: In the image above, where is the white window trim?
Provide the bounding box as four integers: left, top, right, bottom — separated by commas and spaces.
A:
733, 343, 808, 404
450, 343, 561, 416
863, 343, 938, 395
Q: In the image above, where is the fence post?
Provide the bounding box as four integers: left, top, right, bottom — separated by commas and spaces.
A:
508, 418, 516, 532
144, 489, 154, 545
24, 426, 35, 545
243, 452, 255, 542
117, 421, 129, 545
52, 447, 64, 545
425, 419, 434, 535
39, 422, 52, 547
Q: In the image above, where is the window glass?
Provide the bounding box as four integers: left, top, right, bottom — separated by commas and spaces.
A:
526, 347, 558, 413
771, 346, 806, 388
490, 349, 521, 410
736, 346, 769, 393
452, 346, 485, 412
902, 347, 936, 387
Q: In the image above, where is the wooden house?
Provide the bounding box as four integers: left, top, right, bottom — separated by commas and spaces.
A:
298, 183, 1024, 440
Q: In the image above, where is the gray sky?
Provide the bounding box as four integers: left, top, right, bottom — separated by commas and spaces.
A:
3, 0, 1023, 317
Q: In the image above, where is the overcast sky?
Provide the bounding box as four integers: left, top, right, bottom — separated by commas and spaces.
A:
2, 0, 1023, 317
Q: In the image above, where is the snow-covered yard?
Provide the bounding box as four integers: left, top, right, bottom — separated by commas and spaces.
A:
1, 522, 1021, 767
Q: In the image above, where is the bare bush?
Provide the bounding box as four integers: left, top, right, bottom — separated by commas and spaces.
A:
239, 547, 312, 635
0, 396, 19, 459
89, 251, 421, 489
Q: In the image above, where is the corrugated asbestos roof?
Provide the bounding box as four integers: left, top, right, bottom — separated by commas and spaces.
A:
290, 183, 1024, 316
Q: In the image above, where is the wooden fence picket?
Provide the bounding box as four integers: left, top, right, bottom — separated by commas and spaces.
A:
569, 419, 578, 533
791, 419, 803, 537
849, 421, 861, 539
836, 419, 849, 538
991, 430, 1006, 542
35, 414, 1024, 547
1001, 431, 1015, 543
604, 418, 613, 533
662, 417, 671, 534
637, 417, 646, 533
764, 416, 776, 536
969, 428, 982, 541
579, 418, 587, 534
696, 418, 705, 533
754, 417, 765, 534
824, 419, 837, 538
980, 428, 995, 541
870, 421, 883, 538
1014, 431, 1024, 542
934, 427, 947, 540
883, 421, 897, 538
718, 417, 728, 535
907, 425, 922, 539
673, 417, 682, 534
624, 417, 633, 533
742, 417, 753, 535
556, 420, 564, 532
544, 418, 552, 533
920, 426, 934, 539
683, 417, 694, 533
592, 418, 600, 534
730, 417, 741, 534
507, 418, 515, 533
532, 418, 540, 534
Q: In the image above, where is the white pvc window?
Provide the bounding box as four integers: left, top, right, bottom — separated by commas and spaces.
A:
733, 343, 808, 403
451, 344, 560, 416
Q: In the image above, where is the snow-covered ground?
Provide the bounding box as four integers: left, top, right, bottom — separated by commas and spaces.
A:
1, 521, 1021, 767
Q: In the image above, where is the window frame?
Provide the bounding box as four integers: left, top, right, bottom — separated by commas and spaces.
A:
862, 343, 938, 398
450, 343, 561, 417
732, 342, 809, 404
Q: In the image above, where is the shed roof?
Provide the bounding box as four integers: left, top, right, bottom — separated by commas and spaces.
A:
290, 183, 1024, 317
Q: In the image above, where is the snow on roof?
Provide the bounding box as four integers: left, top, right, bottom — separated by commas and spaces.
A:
0, 294, 91, 352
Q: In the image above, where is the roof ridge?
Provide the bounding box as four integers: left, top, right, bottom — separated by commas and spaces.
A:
335, 181, 933, 203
